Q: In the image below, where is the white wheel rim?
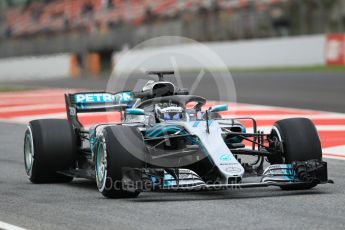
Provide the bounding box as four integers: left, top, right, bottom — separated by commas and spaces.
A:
24, 126, 34, 177
95, 141, 108, 192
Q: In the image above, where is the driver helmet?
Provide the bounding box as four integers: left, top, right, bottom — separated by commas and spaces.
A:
155, 103, 183, 122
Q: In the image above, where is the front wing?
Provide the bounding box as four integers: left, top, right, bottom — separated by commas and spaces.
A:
121, 159, 332, 192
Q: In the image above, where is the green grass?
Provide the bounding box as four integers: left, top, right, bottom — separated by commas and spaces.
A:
229, 65, 345, 73
125, 65, 345, 74
0, 86, 33, 92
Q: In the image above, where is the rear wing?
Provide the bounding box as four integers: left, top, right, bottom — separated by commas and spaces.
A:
65, 91, 136, 129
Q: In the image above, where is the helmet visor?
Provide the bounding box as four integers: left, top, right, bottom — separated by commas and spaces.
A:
163, 112, 181, 121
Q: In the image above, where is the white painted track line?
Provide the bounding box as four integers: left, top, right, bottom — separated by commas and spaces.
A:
0, 221, 27, 230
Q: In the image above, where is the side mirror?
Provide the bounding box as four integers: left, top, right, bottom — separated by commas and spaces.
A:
210, 104, 228, 112
125, 108, 145, 115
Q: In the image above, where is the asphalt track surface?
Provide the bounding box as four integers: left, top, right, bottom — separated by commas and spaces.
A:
1, 72, 345, 230
3, 71, 345, 113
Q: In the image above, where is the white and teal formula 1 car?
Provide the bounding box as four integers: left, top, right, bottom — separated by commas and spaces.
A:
24, 71, 332, 198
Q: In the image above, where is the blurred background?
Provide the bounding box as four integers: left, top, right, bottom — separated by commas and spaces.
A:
1, 0, 345, 43
0, 0, 345, 80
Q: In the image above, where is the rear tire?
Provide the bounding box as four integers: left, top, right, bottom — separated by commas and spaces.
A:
95, 126, 146, 198
269, 118, 322, 190
24, 119, 77, 183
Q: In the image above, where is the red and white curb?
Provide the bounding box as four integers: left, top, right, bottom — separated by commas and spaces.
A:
0, 89, 344, 160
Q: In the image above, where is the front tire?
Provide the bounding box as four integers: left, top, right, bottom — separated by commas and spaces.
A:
95, 126, 146, 198
269, 118, 322, 190
24, 119, 77, 183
